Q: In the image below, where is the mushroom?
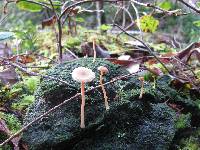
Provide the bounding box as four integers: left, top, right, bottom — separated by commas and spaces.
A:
98, 66, 109, 110
72, 67, 95, 128
139, 77, 144, 99
89, 35, 97, 63
92, 38, 96, 63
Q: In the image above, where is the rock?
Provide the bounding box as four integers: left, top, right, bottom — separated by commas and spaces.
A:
73, 102, 176, 150
22, 58, 177, 150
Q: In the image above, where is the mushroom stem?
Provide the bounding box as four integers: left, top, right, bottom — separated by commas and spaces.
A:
93, 39, 96, 63
100, 71, 109, 110
139, 77, 144, 99
80, 81, 85, 128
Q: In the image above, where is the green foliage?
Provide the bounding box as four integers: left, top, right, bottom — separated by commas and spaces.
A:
149, 43, 176, 54
0, 76, 39, 111
197, 2, 200, 7
158, 0, 173, 11
17, 1, 43, 12
99, 24, 112, 32
193, 20, 200, 27
65, 37, 81, 49
76, 17, 85, 23
181, 14, 200, 42
175, 113, 191, 129
23, 76, 40, 94
178, 129, 200, 150
12, 95, 35, 111
0, 112, 21, 133
14, 21, 38, 53
10, 77, 39, 111
0, 32, 14, 41
139, 15, 159, 33
0, 84, 11, 106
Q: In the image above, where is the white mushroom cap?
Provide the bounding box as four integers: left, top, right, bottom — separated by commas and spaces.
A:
72, 67, 95, 83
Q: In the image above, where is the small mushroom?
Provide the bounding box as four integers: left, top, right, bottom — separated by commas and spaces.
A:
89, 35, 97, 63
98, 66, 109, 110
139, 77, 144, 99
72, 67, 95, 128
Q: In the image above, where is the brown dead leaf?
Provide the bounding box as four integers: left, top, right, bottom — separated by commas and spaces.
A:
106, 58, 137, 66
81, 42, 110, 58
8, 54, 34, 64
177, 42, 200, 61
42, 15, 57, 29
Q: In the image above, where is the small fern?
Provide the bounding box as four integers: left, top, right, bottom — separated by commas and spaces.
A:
12, 95, 35, 111
23, 76, 40, 94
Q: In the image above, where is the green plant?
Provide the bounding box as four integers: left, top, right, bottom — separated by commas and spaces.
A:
23, 76, 40, 94
13, 21, 38, 53
139, 15, 159, 33
65, 36, 81, 49
175, 113, 191, 129
0, 112, 21, 134
12, 95, 35, 111
158, 0, 173, 11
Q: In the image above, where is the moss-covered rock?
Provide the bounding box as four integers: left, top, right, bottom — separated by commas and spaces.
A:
73, 102, 176, 150
22, 58, 177, 150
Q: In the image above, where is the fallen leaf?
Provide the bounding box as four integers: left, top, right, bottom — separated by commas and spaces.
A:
81, 42, 110, 58
106, 58, 138, 66
8, 54, 35, 64
118, 55, 131, 60
126, 63, 140, 73
42, 15, 57, 29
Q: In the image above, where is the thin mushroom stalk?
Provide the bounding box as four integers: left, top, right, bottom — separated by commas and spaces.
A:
139, 77, 144, 99
80, 81, 85, 128
92, 38, 96, 63
98, 66, 109, 110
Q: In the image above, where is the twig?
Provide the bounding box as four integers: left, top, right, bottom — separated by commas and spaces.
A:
131, 2, 142, 40
177, 0, 200, 14
0, 69, 142, 147
57, 0, 128, 62
113, 23, 170, 73
131, 0, 183, 16
59, 0, 127, 20
0, 14, 8, 25
0, 57, 75, 89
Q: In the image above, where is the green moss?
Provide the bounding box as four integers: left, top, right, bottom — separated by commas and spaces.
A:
175, 113, 191, 130
178, 128, 200, 150
0, 112, 21, 134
